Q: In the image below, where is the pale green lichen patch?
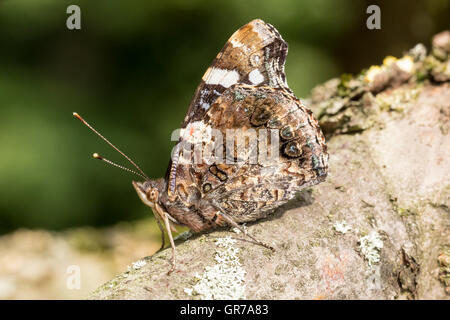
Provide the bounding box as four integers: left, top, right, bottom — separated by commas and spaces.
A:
233, 89, 246, 101
130, 259, 147, 270
184, 236, 246, 300
375, 86, 421, 112
309, 36, 450, 138
231, 223, 247, 235
358, 231, 384, 267
333, 221, 352, 234
174, 230, 193, 241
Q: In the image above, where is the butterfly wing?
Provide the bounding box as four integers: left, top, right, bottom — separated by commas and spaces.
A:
182, 19, 289, 126
160, 20, 327, 231
163, 83, 327, 230
194, 84, 328, 225
166, 19, 290, 198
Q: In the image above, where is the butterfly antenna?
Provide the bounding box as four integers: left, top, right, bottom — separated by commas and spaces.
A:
92, 153, 147, 180
73, 112, 150, 180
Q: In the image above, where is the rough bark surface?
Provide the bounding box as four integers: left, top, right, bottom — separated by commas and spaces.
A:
89, 32, 450, 300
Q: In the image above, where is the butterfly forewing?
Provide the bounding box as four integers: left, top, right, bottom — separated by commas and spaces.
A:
182, 19, 289, 125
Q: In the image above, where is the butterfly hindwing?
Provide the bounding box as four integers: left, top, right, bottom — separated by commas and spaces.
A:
170, 84, 327, 226
201, 85, 327, 222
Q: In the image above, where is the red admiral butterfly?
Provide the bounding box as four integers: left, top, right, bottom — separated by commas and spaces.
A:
74, 19, 328, 273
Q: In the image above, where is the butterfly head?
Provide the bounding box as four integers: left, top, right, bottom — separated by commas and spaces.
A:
132, 179, 164, 208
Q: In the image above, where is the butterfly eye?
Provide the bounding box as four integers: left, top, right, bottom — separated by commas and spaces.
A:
147, 188, 158, 202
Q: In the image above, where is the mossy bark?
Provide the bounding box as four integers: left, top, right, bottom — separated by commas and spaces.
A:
88, 31, 450, 300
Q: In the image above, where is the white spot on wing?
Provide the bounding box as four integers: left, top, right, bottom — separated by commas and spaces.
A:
248, 69, 264, 85
230, 38, 244, 48
250, 53, 261, 67
202, 67, 240, 88
181, 121, 212, 144
250, 20, 273, 42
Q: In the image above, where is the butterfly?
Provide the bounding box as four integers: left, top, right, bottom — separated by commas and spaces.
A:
74, 19, 328, 274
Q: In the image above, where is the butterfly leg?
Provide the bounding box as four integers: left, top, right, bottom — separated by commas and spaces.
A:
162, 212, 177, 274
155, 217, 166, 253
216, 210, 275, 251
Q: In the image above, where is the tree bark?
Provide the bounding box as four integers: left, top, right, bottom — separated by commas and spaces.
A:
88, 31, 450, 300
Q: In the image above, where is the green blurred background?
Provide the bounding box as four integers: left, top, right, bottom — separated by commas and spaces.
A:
0, 0, 448, 234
